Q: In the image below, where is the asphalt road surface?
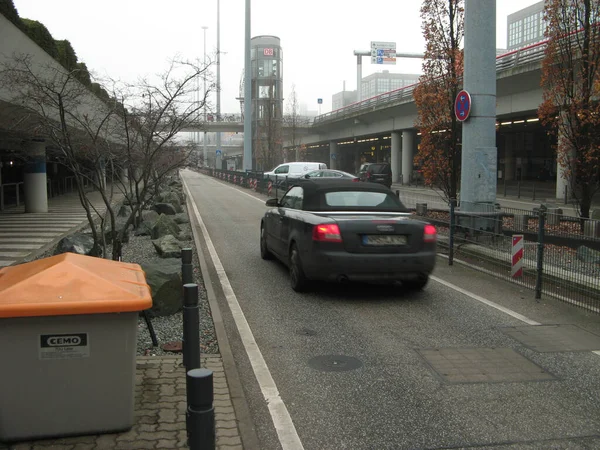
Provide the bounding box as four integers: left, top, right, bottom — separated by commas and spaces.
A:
181, 170, 600, 450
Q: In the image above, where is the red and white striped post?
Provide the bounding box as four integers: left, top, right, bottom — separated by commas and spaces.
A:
267, 181, 273, 196
511, 234, 524, 278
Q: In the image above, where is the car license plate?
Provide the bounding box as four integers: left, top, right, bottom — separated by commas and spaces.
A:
363, 235, 407, 246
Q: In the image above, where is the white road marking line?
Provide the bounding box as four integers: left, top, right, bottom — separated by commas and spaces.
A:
191, 172, 600, 357
431, 275, 541, 325
182, 175, 305, 450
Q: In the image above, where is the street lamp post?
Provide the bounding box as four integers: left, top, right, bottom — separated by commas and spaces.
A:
202, 26, 208, 168
243, 0, 252, 171
215, 0, 222, 170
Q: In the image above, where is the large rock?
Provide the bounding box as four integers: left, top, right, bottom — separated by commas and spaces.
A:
135, 211, 161, 236
104, 218, 131, 244
151, 214, 181, 239
168, 178, 182, 188
152, 235, 183, 258
141, 259, 182, 317
576, 246, 600, 264
153, 203, 178, 216
54, 233, 96, 256
117, 204, 132, 218
142, 210, 160, 223
161, 192, 183, 213
174, 213, 190, 224
177, 231, 192, 242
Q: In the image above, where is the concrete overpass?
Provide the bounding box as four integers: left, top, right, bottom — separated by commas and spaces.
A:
288, 42, 562, 197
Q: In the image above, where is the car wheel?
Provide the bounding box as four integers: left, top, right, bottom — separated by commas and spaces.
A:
289, 244, 309, 292
260, 225, 273, 260
403, 274, 429, 290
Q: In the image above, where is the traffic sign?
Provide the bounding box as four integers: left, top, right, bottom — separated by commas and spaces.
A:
371, 41, 396, 65
317, 98, 323, 104
454, 90, 472, 122
216, 149, 222, 156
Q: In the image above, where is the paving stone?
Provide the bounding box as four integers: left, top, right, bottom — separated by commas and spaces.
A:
158, 409, 178, 423
216, 436, 243, 446
156, 439, 180, 449
115, 440, 156, 449
217, 420, 239, 429
137, 424, 158, 433
158, 422, 186, 432
115, 428, 139, 442
95, 435, 117, 449
217, 428, 240, 438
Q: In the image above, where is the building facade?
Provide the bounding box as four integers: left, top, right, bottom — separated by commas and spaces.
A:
332, 90, 357, 110
250, 35, 284, 171
360, 71, 420, 99
507, 1, 545, 50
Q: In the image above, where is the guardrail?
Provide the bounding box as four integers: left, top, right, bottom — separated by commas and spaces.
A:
313, 40, 549, 125
0, 182, 23, 210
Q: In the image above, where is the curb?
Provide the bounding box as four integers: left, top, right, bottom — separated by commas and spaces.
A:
182, 172, 261, 450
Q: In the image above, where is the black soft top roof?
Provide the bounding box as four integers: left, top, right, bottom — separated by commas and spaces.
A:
287, 179, 407, 212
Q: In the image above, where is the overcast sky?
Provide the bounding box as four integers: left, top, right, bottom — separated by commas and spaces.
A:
13, 0, 541, 115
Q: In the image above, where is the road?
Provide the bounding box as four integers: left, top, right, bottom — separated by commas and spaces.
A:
181, 170, 600, 450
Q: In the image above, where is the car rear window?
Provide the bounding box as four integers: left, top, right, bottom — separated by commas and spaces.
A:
321, 191, 407, 211
369, 164, 390, 174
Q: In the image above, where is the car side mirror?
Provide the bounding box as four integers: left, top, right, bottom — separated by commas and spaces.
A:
304, 174, 310, 179
265, 198, 279, 207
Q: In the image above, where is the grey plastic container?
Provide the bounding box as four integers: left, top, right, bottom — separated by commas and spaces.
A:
0, 312, 138, 442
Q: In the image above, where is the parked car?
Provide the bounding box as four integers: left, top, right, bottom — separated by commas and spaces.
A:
260, 179, 437, 292
303, 169, 359, 181
263, 162, 327, 183
358, 163, 392, 188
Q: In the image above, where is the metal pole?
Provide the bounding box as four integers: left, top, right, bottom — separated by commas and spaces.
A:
202, 26, 208, 168
459, 0, 497, 213
356, 54, 362, 102
535, 205, 546, 300
186, 368, 215, 450
216, 0, 222, 170
449, 198, 456, 266
243, 0, 252, 171
183, 283, 201, 370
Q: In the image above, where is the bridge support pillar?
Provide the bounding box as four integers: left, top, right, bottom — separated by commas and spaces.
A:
402, 130, 415, 185
391, 131, 401, 183
24, 139, 48, 213
329, 141, 338, 170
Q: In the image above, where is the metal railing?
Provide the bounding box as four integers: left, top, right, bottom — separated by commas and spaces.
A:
400, 192, 600, 314
0, 182, 24, 210
313, 40, 549, 125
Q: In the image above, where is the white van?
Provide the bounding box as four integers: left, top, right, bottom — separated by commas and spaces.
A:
264, 162, 327, 181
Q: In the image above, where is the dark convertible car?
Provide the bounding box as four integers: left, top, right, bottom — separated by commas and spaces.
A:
260, 179, 437, 292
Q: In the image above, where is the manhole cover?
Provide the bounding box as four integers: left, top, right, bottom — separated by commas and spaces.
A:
308, 355, 363, 372
499, 324, 600, 353
297, 328, 317, 336
417, 348, 555, 384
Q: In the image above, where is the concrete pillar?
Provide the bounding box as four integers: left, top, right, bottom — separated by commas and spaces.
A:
329, 141, 338, 170
391, 131, 402, 183
402, 130, 415, 185
23, 140, 48, 213
460, 0, 497, 212
504, 135, 515, 181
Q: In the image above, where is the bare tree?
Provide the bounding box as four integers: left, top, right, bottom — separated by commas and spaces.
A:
0, 54, 212, 259
283, 83, 302, 162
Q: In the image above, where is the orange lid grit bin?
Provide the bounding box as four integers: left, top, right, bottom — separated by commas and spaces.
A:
0, 253, 152, 318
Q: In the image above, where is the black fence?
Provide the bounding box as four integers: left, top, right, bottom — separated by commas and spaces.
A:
399, 192, 600, 314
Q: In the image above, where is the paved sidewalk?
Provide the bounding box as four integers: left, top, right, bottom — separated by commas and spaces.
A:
0, 355, 242, 450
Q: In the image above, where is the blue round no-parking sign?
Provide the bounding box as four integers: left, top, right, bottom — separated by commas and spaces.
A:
455, 90, 472, 122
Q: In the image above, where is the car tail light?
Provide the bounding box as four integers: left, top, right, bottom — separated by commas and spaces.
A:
423, 224, 437, 242
313, 224, 342, 242
366, 172, 371, 179
352, 177, 359, 182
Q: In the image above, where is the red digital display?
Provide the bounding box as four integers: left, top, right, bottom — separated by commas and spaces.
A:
263, 48, 274, 56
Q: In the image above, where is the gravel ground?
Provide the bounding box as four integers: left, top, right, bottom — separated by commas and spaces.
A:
21, 192, 219, 357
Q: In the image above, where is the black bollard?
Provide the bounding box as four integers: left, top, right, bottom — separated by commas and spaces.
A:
186, 368, 215, 450
182, 248, 194, 285
183, 283, 201, 370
